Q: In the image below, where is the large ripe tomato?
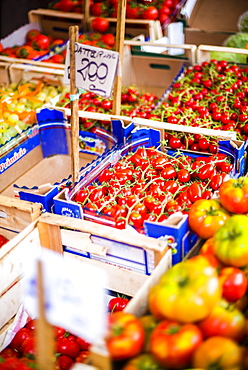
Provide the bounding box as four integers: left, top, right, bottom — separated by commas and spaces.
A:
198, 299, 246, 342
219, 177, 248, 214
105, 312, 145, 361
149, 319, 203, 368
192, 336, 244, 369
213, 215, 248, 268
188, 199, 230, 239
219, 267, 247, 302
91, 17, 110, 33
122, 353, 164, 370
148, 255, 222, 323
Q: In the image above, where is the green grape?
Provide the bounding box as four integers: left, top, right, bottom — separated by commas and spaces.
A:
17, 120, 27, 131
8, 126, 18, 137
0, 122, 10, 133
7, 114, 19, 124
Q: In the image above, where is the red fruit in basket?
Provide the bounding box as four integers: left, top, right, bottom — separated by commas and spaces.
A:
90, 2, 108, 16
10, 328, 33, 352
26, 29, 40, 42
56, 355, 74, 370
141, 6, 159, 20
91, 17, 110, 33
0, 234, 9, 247
101, 33, 115, 47
32, 34, 50, 50
108, 297, 130, 312
126, 3, 141, 19
55, 0, 76, 12
57, 337, 81, 359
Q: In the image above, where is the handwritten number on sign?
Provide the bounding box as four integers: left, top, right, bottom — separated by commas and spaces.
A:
78, 58, 108, 84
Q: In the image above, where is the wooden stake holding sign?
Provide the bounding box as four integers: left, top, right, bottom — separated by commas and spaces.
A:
69, 25, 80, 186
112, 0, 127, 116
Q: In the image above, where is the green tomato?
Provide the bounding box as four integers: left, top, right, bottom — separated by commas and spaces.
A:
213, 215, 248, 268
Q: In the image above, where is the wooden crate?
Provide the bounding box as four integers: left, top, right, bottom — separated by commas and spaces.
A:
28, 8, 163, 42
0, 211, 170, 350
0, 196, 42, 345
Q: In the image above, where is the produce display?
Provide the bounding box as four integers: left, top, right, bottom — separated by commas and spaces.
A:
0, 29, 65, 60
0, 81, 64, 146
102, 179, 248, 369
152, 60, 248, 148
73, 146, 233, 231
0, 319, 91, 370
56, 87, 159, 131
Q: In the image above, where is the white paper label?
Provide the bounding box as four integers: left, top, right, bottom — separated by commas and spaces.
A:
23, 248, 107, 344
63, 42, 119, 98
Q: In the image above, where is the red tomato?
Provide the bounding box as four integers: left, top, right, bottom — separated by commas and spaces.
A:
150, 319, 203, 368
108, 297, 130, 312
91, 17, 110, 33
76, 337, 91, 351
219, 177, 248, 214
56, 355, 74, 370
101, 34, 115, 47
0, 234, 9, 247
10, 328, 33, 352
198, 299, 246, 342
141, 6, 159, 20
56, 337, 81, 359
75, 350, 90, 363
32, 34, 50, 50
26, 29, 40, 41
21, 337, 36, 356
219, 267, 247, 302
105, 312, 145, 361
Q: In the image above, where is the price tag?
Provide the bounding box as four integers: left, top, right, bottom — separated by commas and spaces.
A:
63, 42, 120, 98
23, 248, 107, 343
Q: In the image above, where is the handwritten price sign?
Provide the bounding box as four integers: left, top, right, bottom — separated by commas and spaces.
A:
63, 42, 120, 98
23, 248, 107, 343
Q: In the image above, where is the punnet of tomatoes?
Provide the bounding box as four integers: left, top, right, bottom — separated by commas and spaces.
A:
0, 28, 65, 61
49, 0, 186, 27
0, 318, 92, 370
152, 60, 248, 146
71, 141, 236, 233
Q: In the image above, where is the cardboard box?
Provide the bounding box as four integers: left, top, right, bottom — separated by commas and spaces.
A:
1, 113, 101, 211
181, 0, 248, 46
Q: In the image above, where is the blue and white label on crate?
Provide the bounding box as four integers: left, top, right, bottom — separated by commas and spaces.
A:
64, 42, 120, 98
23, 247, 107, 344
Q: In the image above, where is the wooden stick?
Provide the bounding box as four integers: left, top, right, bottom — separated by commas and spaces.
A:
69, 26, 80, 186
112, 0, 127, 115
37, 260, 55, 370
83, 0, 91, 32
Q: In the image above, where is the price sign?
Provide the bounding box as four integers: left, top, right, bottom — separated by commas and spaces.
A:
63, 42, 120, 98
23, 248, 107, 343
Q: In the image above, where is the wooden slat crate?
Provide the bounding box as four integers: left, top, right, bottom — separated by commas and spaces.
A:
28, 8, 163, 42
0, 211, 170, 350
0, 196, 42, 347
